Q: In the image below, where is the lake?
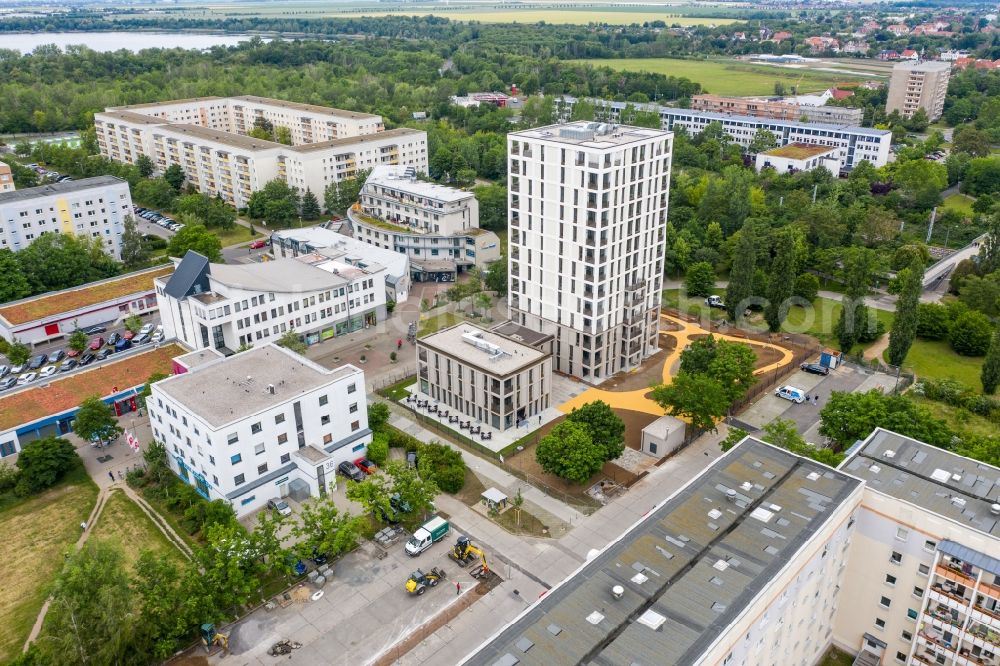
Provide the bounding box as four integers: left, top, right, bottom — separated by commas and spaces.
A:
2, 31, 267, 54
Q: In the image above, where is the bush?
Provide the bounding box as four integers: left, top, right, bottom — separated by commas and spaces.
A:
15, 437, 79, 496
417, 442, 466, 493
367, 432, 389, 465
386, 427, 420, 451
793, 273, 820, 302
916, 303, 951, 340
684, 261, 716, 298
949, 311, 993, 356
367, 402, 390, 431
0, 462, 18, 493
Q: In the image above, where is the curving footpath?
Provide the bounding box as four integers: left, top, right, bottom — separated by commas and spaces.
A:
557, 313, 794, 416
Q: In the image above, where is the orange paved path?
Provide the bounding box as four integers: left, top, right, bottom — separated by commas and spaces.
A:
557, 314, 794, 416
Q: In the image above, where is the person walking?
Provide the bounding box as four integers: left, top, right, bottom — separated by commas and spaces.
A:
456, 582, 461, 596
108, 471, 115, 482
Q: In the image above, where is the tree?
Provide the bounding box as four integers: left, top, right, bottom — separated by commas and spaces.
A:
566, 400, 625, 461
274, 126, 292, 145
887, 257, 924, 366
650, 372, 730, 433
484, 259, 507, 296
300, 187, 321, 219
39, 541, 136, 666
138, 371, 169, 409
384, 460, 438, 520
163, 164, 185, 191
346, 475, 394, 523
195, 522, 269, 612
535, 421, 604, 484
0, 249, 32, 303
952, 125, 991, 157
124, 313, 143, 333
16, 234, 120, 294
950, 310, 994, 356
291, 496, 364, 561
368, 401, 390, 431
963, 157, 1000, 197
981, 328, 1000, 394
7, 340, 30, 367
131, 551, 206, 661
719, 426, 748, 452
167, 223, 223, 262
748, 128, 778, 154
174, 194, 237, 230
276, 329, 307, 354
367, 432, 389, 465
835, 247, 878, 352
725, 227, 757, 320
475, 292, 492, 317
68, 329, 88, 355
819, 390, 952, 450
762, 418, 843, 466
678, 336, 757, 403
684, 261, 715, 298
417, 442, 465, 493
473, 184, 507, 232
73, 396, 124, 445
14, 437, 78, 495
765, 229, 796, 332
917, 302, 950, 340
120, 215, 149, 270
136, 154, 155, 178
793, 273, 819, 302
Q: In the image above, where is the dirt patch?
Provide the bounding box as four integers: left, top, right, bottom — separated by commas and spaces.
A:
600, 339, 677, 392
453, 468, 488, 507
688, 334, 783, 370
617, 408, 660, 451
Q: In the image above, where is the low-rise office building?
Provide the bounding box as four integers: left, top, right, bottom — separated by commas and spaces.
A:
690, 93, 865, 125
156, 250, 386, 354
149, 344, 371, 517
94, 96, 428, 208
755, 143, 841, 173
0, 176, 133, 259
417, 322, 552, 432
269, 226, 411, 304
351, 165, 500, 280
0, 264, 172, 345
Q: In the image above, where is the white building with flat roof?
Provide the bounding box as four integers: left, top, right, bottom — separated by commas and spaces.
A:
94, 96, 427, 208
156, 250, 386, 353
755, 143, 842, 173
269, 225, 411, 304
508, 121, 671, 382
0, 176, 132, 259
149, 344, 370, 517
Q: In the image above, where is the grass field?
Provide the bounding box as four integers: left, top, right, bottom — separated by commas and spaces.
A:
571, 57, 870, 96
418, 311, 461, 336
89, 489, 187, 572
0, 465, 98, 663
901, 339, 984, 389
910, 395, 997, 439
942, 193, 976, 217
779, 297, 893, 351
214, 223, 263, 248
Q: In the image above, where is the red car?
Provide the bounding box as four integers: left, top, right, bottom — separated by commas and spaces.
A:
122, 330, 136, 340
355, 458, 377, 475
249, 239, 267, 249
88, 336, 105, 350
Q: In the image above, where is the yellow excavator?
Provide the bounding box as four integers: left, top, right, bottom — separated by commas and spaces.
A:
449, 536, 490, 579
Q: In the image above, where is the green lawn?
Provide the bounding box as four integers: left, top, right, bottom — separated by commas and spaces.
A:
0, 465, 99, 662
942, 193, 976, 217
417, 311, 461, 336
817, 647, 855, 666
910, 395, 997, 439
89, 489, 187, 572
901, 339, 984, 390
780, 297, 893, 351
570, 57, 870, 96
214, 224, 263, 248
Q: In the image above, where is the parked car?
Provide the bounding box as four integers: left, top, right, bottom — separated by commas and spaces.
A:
47, 349, 65, 364
338, 460, 366, 482
122, 330, 136, 341
775, 385, 807, 404
267, 499, 292, 516
106, 332, 121, 346
311, 549, 329, 566
134, 333, 151, 345
355, 458, 378, 475
0, 376, 17, 390
60, 358, 78, 372
78, 352, 96, 366
17, 372, 37, 385
0, 365, 8, 379
249, 239, 267, 249
800, 362, 829, 376
115, 338, 132, 353
82, 325, 107, 335
65, 348, 81, 358
390, 493, 412, 514
95, 348, 112, 361
705, 295, 725, 309
38, 365, 58, 378
29, 354, 47, 370
10, 363, 25, 375
151, 329, 165, 344
89, 336, 105, 350
139, 323, 155, 336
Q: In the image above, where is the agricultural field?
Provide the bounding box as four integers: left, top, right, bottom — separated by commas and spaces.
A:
571, 57, 873, 96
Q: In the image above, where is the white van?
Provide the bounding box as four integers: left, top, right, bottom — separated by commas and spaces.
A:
775, 385, 806, 404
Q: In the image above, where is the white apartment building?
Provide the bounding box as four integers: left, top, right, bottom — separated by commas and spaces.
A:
756, 143, 842, 174
886, 61, 952, 121
270, 225, 411, 304
94, 96, 427, 208
0, 163, 14, 193
463, 437, 864, 666
556, 96, 893, 170
156, 249, 386, 353
351, 165, 500, 279
507, 121, 671, 383
416, 322, 553, 431
0, 176, 132, 259
149, 344, 371, 517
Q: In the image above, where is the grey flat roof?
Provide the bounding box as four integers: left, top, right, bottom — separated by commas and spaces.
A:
0, 176, 126, 204
511, 121, 670, 147
464, 438, 861, 666
230, 95, 380, 120
419, 323, 548, 377
489, 321, 554, 349
207, 258, 348, 293
365, 165, 474, 203
108, 96, 225, 110
155, 344, 360, 428
97, 110, 171, 125
841, 428, 1000, 537
157, 123, 285, 151
287, 127, 423, 153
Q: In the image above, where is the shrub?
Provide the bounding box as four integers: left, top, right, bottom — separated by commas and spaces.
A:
15, 437, 79, 496
387, 427, 420, 451
916, 303, 950, 340
416, 442, 466, 493
0, 462, 18, 493
367, 432, 389, 465
684, 261, 716, 298
949, 311, 993, 356
793, 273, 820, 302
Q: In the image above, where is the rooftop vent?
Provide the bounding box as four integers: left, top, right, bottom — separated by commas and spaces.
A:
713, 559, 730, 572
630, 573, 648, 585
930, 468, 952, 483
586, 611, 605, 625
726, 489, 738, 502
991, 504, 1000, 516
708, 509, 723, 520
750, 507, 774, 523
611, 585, 624, 599
267, 384, 275, 395
807, 472, 821, 481
740, 481, 753, 492
952, 473, 962, 482
883, 449, 896, 459
869, 464, 882, 473
951, 497, 967, 508
636, 609, 667, 631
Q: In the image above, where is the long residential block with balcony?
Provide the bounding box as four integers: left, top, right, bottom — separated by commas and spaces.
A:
94, 96, 427, 208
350, 165, 500, 280
507, 121, 671, 383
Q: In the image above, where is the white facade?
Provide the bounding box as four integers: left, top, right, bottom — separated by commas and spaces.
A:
156, 250, 386, 353
755, 144, 842, 174
556, 97, 892, 170
149, 344, 370, 517
508, 121, 671, 382
0, 176, 132, 259
94, 96, 428, 209
361, 165, 479, 236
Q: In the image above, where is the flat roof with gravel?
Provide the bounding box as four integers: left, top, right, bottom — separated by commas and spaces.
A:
419, 323, 549, 377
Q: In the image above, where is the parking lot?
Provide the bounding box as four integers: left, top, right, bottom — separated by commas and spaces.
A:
212, 529, 487, 666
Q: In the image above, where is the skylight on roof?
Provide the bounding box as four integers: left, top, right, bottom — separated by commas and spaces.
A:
750, 507, 774, 523
931, 468, 952, 483
636, 609, 667, 631
713, 559, 730, 571
586, 611, 605, 625
631, 572, 649, 585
